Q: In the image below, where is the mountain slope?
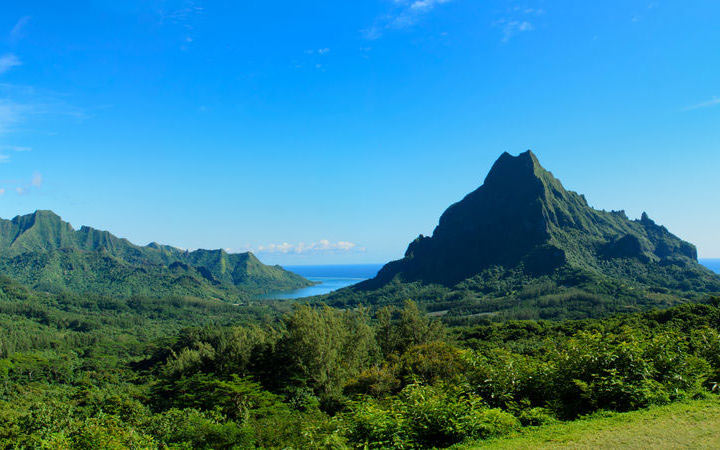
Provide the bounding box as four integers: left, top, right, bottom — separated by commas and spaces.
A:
325, 151, 720, 320
0, 210, 311, 299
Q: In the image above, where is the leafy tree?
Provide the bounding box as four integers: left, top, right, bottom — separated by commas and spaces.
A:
376, 300, 444, 356
278, 305, 376, 405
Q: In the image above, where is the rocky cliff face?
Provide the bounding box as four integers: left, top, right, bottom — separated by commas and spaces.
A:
366, 150, 713, 290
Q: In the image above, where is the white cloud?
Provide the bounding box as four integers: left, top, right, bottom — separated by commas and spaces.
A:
0, 84, 84, 177
407, 0, 452, 11
298, 48, 331, 71
499, 20, 534, 42
253, 240, 365, 255
0, 54, 21, 75
520, 8, 545, 15
159, 1, 204, 25
0, 172, 43, 195
0, 83, 87, 140
495, 5, 544, 42
363, 0, 453, 40
306, 48, 330, 55
683, 97, 720, 111
0, 98, 30, 135
158, 1, 204, 48
0, 145, 31, 164
0, 145, 31, 152
10, 16, 30, 43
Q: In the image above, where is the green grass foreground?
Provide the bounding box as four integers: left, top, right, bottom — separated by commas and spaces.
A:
469, 397, 720, 449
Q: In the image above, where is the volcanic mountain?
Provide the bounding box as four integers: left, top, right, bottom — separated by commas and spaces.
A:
0, 210, 311, 299
327, 151, 720, 320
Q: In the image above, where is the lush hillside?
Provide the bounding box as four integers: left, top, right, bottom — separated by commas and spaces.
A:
0, 210, 311, 300
324, 151, 720, 321
1, 270, 719, 447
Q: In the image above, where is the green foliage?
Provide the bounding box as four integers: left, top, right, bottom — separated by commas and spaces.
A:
690, 327, 720, 391
0, 210, 312, 300
541, 330, 708, 417
155, 374, 290, 422
2, 276, 720, 448
278, 305, 377, 406
344, 384, 520, 448
376, 300, 445, 356
399, 341, 467, 385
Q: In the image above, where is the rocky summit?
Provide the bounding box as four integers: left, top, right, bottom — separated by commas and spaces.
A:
372, 150, 705, 285
327, 151, 720, 320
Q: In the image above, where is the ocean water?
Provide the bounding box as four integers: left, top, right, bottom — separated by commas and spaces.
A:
263, 264, 384, 300
701, 259, 720, 274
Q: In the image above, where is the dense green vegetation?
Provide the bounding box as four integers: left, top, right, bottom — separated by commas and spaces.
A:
0, 210, 311, 300
326, 151, 720, 320
323, 266, 714, 323
2, 270, 719, 448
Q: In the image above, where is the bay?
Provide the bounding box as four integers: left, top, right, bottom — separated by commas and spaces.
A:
263, 264, 383, 299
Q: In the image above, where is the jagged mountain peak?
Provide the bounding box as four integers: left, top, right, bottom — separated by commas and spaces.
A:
484, 150, 543, 185
29, 209, 62, 219
365, 150, 715, 289
11, 209, 64, 229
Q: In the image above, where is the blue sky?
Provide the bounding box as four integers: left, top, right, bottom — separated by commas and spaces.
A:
1, 0, 719, 265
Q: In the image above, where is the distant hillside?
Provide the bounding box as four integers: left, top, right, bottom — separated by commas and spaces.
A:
0, 210, 311, 300
325, 151, 720, 321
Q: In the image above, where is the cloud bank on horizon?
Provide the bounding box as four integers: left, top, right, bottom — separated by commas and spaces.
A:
251, 240, 366, 256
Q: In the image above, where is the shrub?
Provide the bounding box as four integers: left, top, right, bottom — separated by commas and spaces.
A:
514, 407, 558, 427
464, 348, 548, 409
66, 414, 157, 449
543, 330, 709, 417
344, 364, 402, 398
343, 384, 519, 448
399, 341, 468, 385
143, 408, 253, 448
344, 400, 406, 448
399, 384, 519, 447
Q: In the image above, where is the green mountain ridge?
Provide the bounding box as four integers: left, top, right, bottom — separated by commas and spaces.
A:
0, 210, 311, 299
326, 150, 720, 320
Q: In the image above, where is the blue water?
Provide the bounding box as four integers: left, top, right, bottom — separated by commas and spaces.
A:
264, 264, 384, 299
701, 259, 720, 274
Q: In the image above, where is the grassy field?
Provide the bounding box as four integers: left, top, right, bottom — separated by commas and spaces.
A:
464, 397, 720, 449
